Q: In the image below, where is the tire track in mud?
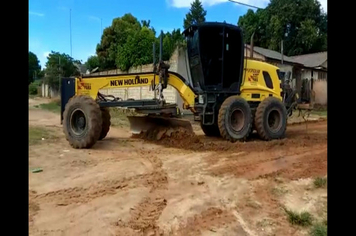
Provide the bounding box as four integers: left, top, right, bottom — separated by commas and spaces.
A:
204, 142, 327, 180
31, 173, 156, 206
235, 180, 297, 236
29, 191, 40, 224
115, 149, 168, 235
174, 207, 242, 236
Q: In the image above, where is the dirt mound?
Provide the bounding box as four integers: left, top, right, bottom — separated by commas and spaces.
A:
132, 126, 202, 149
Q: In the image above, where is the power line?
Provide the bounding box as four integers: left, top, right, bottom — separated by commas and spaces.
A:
227, 0, 263, 10
70, 8, 72, 57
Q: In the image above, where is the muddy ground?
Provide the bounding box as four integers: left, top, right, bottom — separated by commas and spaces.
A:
29, 98, 327, 236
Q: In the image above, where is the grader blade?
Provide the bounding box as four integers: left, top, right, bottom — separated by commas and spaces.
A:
127, 115, 193, 134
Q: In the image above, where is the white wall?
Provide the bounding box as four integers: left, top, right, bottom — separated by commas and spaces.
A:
313, 80, 327, 105
301, 69, 319, 80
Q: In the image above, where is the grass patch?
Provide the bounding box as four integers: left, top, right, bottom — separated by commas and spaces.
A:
309, 222, 327, 236
271, 186, 288, 196
283, 208, 313, 226
311, 110, 327, 117
29, 94, 39, 99
39, 101, 60, 113
29, 126, 57, 145
313, 177, 327, 188
110, 108, 137, 127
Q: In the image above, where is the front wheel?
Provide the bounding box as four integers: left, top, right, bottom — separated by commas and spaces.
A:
218, 96, 253, 142
254, 97, 287, 140
63, 95, 102, 149
99, 108, 111, 140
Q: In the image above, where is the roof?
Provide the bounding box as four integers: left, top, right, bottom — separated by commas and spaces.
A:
74, 63, 87, 74
290, 52, 327, 68
245, 44, 299, 64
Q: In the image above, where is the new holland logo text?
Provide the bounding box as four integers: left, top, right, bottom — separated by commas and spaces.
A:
110, 77, 149, 86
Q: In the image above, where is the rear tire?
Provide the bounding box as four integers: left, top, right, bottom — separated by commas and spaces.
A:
63, 95, 102, 149
218, 96, 252, 142
99, 108, 111, 140
254, 97, 287, 140
200, 122, 221, 137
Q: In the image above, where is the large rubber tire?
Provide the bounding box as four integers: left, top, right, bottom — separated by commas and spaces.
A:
254, 97, 287, 141
63, 95, 102, 149
99, 108, 111, 140
200, 122, 221, 137
218, 96, 253, 142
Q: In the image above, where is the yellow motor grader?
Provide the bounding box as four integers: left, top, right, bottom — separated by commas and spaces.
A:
60, 22, 302, 149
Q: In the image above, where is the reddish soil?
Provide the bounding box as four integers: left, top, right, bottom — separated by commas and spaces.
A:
29, 99, 327, 236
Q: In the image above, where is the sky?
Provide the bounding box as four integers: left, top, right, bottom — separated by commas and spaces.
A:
29, 0, 327, 68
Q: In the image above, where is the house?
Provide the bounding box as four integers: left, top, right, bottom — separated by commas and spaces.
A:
289, 52, 327, 106
74, 63, 89, 75
290, 52, 327, 80
244, 44, 304, 80
245, 45, 327, 105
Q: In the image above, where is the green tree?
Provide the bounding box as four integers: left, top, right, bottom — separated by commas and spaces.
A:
96, 13, 158, 71
183, 0, 207, 29
96, 13, 142, 70
160, 29, 185, 61
237, 0, 327, 56
28, 52, 41, 84
44, 51, 80, 90
116, 26, 156, 71
85, 55, 100, 71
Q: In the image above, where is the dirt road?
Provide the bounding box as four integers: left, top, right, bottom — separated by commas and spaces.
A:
29, 100, 327, 236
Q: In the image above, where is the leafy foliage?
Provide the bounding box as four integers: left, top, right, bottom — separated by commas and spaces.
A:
237, 0, 327, 56
85, 55, 100, 72
44, 51, 80, 90
92, 13, 185, 72
29, 80, 41, 95
29, 52, 41, 84
284, 208, 313, 226
117, 26, 156, 71
162, 29, 185, 61
183, 0, 207, 29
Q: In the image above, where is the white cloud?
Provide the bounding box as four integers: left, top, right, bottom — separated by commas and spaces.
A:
29, 11, 44, 17
167, 0, 268, 8
168, 0, 326, 11
40, 52, 51, 68
43, 51, 50, 59
168, 0, 225, 8
318, 0, 327, 12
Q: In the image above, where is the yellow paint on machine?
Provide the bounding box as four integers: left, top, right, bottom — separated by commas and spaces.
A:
240, 59, 282, 101
74, 58, 283, 113
75, 73, 197, 112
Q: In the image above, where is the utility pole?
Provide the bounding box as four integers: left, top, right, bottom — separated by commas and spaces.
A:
70, 8, 72, 57
281, 40, 284, 64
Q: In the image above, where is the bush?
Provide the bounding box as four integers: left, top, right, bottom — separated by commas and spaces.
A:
29, 80, 42, 95
283, 208, 313, 226
29, 83, 38, 95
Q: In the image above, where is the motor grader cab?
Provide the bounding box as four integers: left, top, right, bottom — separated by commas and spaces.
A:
61, 22, 290, 149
